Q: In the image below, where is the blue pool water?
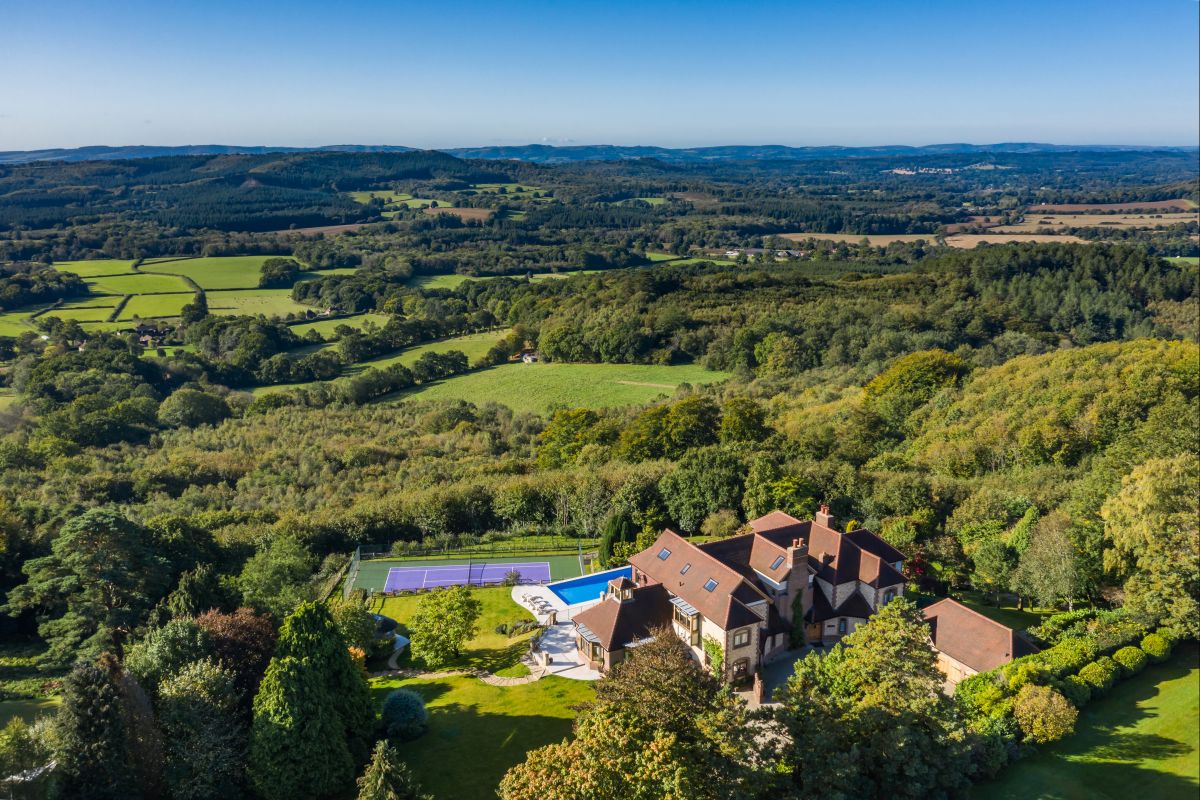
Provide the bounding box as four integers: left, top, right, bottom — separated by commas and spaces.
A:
549, 566, 632, 606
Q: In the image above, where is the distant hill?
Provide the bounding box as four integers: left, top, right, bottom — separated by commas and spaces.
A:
1, 142, 1194, 165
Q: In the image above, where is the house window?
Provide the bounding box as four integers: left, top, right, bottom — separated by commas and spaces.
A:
680, 563, 691, 575
883, 589, 896, 605
837, 618, 847, 634
770, 555, 785, 570
703, 578, 719, 592
590, 642, 602, 661
657, 547, 671, 560
807, 574, 814, 587
673, 604, 698, 629
732, 658, 750, 679
732, 629, 750, 649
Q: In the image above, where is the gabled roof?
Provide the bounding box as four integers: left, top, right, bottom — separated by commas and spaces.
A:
630, 529, 769, 630
834, 589, 874, 619
922, 598, 1039, 674
747, 511, 906, 589
572, 583, 672, 651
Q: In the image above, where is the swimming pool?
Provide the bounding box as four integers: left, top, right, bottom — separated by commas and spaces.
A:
548, 566, 632, 606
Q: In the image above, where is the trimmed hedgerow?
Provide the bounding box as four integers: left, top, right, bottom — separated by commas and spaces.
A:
1140, 633, 1171, 663
1078, 657, 1119, 694
1112, 646, 1148, 676
1057, 674, 1092, 708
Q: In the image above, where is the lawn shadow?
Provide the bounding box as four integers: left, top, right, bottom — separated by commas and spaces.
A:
370, 679, 456, 706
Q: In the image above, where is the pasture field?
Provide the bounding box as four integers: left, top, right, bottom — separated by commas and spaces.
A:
617, 196, 666, 205
55, 259, 137, 277
996, 212, 1198, 234
470, 182, 543, 196
781, 232, 941, 245
288, 313, 392, 337
0, 306, 47, 335
84, 273, 191, 295
348, 190, 413, 204
422, 206, 493, 221
1028, 198, 1196, 213
1167, 256, 1199, 265
206, 289, 312, 317
645, 251, 681, 261
972, 642, 1199, 800
389, 361, 730, 413
410, 273, 475, 290
669, 256, 738, 266
119, 293, 193, 320
142, 255, 285, 290
42, 306, 116, 323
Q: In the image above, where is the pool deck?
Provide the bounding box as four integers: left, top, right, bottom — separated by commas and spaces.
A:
510, 584, 603, 681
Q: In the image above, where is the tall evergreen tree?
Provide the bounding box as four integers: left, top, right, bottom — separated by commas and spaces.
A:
55, 661, 139, 800
158, 659, 247, 800
356, 740, 432, 800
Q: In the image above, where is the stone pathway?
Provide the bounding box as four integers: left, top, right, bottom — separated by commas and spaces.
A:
369, 631, 550, 686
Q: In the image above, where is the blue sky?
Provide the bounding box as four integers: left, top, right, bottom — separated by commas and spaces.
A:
1, 0, 1197, 150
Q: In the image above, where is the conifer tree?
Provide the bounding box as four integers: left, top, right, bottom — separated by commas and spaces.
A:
356, 740, 432, 800
55, 661, 138, 800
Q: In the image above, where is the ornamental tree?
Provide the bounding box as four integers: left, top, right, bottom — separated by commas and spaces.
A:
408, 585, 481, 668
1013, 684, 1077, 743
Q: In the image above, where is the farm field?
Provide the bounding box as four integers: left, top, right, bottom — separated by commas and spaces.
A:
781, 232, 941, 245
422, 206, 493, 221
142, 255, 286, 290
995, 212, 1198, 233
470, 182, 543, 196
1167, 256, 1199, 265
55, 259, 138, 277
84, 272, 191, 295
972, 642, 1199, 800
1027, 198, 1197, 213
389, 361, 731, 413
946, 233, 1088, 247
288, 312, 392, 336
206, 288, 312, 317
348, 190, 413, 204
119, 293, 192, 320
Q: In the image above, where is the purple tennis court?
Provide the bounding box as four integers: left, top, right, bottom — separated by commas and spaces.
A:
383, 561, 552, 592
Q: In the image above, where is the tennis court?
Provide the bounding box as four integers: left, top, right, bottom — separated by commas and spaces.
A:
350, 553, 585, 594
384, 561, 551, 591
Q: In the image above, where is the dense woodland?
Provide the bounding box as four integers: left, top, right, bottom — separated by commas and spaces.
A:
0, 148, 1196, 799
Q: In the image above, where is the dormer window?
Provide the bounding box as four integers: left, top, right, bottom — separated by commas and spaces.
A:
770, 555, 785, 570
703, 578, 719, 592
657, 548, 671, 561
680, 563, 691, 575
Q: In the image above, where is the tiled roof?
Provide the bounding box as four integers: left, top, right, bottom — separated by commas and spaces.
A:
845, 529, 906, 564
630, 529, 769, 630
571, 583, 672, 651
834, 589, 874, 619
923, 598, 1040, 674
747, 511, 906, 589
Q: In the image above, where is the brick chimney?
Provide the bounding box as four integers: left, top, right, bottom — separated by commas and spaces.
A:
815, 504, 835, 530
785, 537, 808, 572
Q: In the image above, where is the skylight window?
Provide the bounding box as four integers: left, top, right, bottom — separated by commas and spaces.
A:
680, 563, 691, 575
657, 548, 671, 560
770, 555, 785, 570
703, 578, 719, 592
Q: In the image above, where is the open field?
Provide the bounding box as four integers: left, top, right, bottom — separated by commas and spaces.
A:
119, 293, 193, 320
1028, 199, 1197, 213
1167, 256, 1199, 265
206, 288, 312, 317
288, 312, 392, 337
470, 183, 543, 196
84, 272, 191, 294
0, 391, 17, 412
996, 212, 1198, 234
55, 259, 137, 277
142, 255, 287, 290
422, 206, 494, 221
348, 190, 413, 204
389, 361, 730, 413
410, 273, 475, 290
972, 642, 1199, 800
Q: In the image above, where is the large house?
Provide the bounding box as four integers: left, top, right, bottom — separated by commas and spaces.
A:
571, 506, 907, 682
923, 598, 1039, 689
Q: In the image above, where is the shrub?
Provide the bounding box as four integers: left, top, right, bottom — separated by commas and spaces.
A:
501, 569, 522, 587
1078, 657, 1119, 694
1013, 684, 1078, 744
1112, 646, 1147, 676
381, 689, 428, 741
1155, 626, 1182, 646
1057, 674, 1091, 708
1030, 609, 1099, 645
494, 622, 510, 635
1140, 633, 1171, 663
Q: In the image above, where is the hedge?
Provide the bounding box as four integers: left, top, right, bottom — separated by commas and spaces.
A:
1078, 657, 1119, 694
1113, 646, 1148, 675
1140, 633, 1171, 663
1057, 673, 1092, 708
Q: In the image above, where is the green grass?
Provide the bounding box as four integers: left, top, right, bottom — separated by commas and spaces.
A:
0, 697, 61, 726
1166, 256, 1199, 265
288, 313, 392, 337
0, 310, 37, 337
142, 255, 285, 290
354, 553, 584, 595
344, 330, 503, 375
411, 274, 475, 290
389, 361, 730, 414
368, 674, 592, 800
54, 259, 137, 277
119, 293, 193, 320
972, 642, 1199, 800
0, 392, 16, 412
84, 273, 192, 295
645, 251, 681, 262
668, 256, 738, 266
206, 289, 313, 317
348, 190, 414, 204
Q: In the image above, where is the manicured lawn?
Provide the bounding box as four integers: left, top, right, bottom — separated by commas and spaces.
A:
389, 361, 730, 414
368, 674, 591, 800
54, 259, 137, 277
206, 288, 313, 317
119, 293, 193, 320
972, 642, 1199, 800
0, 697, 60, 726
372, 585, 543, 674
